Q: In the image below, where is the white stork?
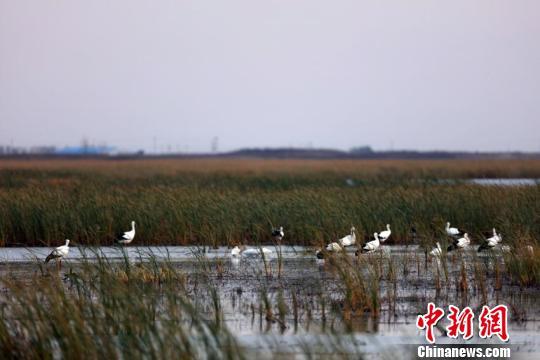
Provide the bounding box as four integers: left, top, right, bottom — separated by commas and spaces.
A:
359, 233, 381, 254
478, 228, 502, 252
378, 224, 391, 242
445, 222, 461, 237
45, 239, 70, 267
447, 233, 471, 252
116, 221, 136, 245
338, 227, 356, 247
430, 242, 442, 257
272, 226, 285, 242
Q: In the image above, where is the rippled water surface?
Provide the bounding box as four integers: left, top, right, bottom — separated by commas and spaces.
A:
1, 245, 538, 358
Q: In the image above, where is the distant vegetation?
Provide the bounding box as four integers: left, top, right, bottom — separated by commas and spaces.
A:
226, 147, 540, 160
0, 158, 539, 247
1, 146, 540, 160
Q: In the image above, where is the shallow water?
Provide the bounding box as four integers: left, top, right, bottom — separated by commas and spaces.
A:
469, 178, 539, 186
0, 245, 310, 262
437, 178, 540, 186
1, 245, 539, 358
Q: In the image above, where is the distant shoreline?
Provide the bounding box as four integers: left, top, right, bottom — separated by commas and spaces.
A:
1, 147, 539, 160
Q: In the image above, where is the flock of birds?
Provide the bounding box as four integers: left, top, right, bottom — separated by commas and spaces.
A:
44, 219, 516, 266
45, 221, 136, 266
314, 222, 506, 259
230, 227, 284, 258
314, 224, 392, 259
430, 223, 503, 257
230, 221, 510, 260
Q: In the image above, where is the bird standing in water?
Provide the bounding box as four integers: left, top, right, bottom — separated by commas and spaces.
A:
447, 233, 471, 252
357, 233, 381, 254
478, 228, 502, 252
445, 222, 461, 237
378, 224, 392, 242
45, 239, 70, 269
338, 226, 357, 247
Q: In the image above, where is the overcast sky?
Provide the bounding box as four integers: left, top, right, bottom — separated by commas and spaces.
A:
1, 1, 539, 153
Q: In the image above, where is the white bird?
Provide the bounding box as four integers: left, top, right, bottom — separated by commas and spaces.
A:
430, 242, 442, 257
116, 221, 136, 245
315, 241, 343, 259
489, 228, 502, 244
360, 233, 381, 254
232, 246, 273, 258
45, 239, 70, 265
338, 226, 356, 247
446, 222, 461, 237
478, 228, 502, 252
378, 224, 391, 242
231, 246, 242, 257
326, 242, 343, 252
272, 226, 285, 241
447, 233, 471, 252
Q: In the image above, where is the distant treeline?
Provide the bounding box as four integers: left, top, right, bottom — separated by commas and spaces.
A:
0, 147, 540, 160
225, 148, 540, 160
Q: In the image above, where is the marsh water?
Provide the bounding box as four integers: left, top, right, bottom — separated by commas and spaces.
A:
1, 245, 539, 358
469, 178, 539, 186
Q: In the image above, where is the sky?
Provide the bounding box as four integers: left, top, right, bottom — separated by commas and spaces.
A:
1, 1, 539, 153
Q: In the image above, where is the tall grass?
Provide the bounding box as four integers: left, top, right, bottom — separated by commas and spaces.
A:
0, 243, 538, 358
503, 238, 540, 287
0, 159, 539, 247
0, 255, 242, 359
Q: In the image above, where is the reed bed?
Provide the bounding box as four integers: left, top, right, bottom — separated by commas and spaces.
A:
0, 243, 538, 359
0, 158, 539, 247
0, 254, 242, 359
0, 252, 375, 358
2, 158, 540, 178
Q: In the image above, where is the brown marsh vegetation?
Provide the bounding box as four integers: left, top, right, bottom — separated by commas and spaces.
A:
0, 158, 539, 248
